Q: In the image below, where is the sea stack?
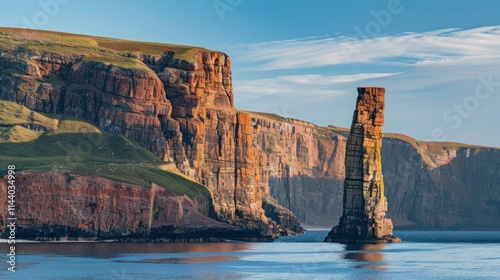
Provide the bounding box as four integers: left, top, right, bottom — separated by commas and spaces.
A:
325, 87, 400, 243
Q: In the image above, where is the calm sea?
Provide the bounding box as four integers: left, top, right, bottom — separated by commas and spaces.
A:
1, 231, 500, 279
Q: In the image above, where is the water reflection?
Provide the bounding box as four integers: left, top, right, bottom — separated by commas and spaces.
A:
6, 242, 252, 258
116, 255, 240, 264
342, 243, 386, 270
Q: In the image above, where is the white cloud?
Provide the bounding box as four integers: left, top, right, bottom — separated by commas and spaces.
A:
230, 26, 500, 147
234, 72, 397, 101
232, 26, 500, 70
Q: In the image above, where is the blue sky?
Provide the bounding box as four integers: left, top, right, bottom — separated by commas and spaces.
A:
2, 0, 500, 147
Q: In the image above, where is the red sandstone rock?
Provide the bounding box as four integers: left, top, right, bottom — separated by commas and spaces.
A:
0, 171, 216, 238
248, 111, 500, 230
325, 87, 398, 243
0, 40, 279, 236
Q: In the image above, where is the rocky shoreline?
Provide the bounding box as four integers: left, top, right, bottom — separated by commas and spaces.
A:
2, 224, 275, 243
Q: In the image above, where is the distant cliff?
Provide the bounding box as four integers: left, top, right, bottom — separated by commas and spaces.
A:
382, 137, 500, 229
249, 112, 500, 230
1, 28, 499, 234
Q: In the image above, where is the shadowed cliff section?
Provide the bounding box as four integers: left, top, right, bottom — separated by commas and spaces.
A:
382, 138, 500, 229
247, 112, 345, 227
248, 110, 500, 230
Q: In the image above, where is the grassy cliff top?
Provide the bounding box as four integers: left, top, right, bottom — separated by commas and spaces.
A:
0, 100, 209, 199
325, 125, 491, 150
247, 110, 484, 151
247, 110, 498, 168
243, 111, 289, 123
327, 125, 499, 167
0, 27, 208, 70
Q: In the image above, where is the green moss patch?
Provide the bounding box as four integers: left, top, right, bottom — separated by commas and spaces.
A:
0, 100, 209, 200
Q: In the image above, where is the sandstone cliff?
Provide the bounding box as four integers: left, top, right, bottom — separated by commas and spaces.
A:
249, 111, 500, 230
248, 113, 345, 227
0, 170, 273, 241
0, 171, 210, 236
382, 138, 500, 229
0, 28, 291, 236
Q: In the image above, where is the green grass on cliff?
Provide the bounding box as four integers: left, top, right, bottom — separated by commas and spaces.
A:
0, 100, 58, 130
0, 126, 43, 143
243, 111, 289, 123
0, 27, 207, 70
249, 110, 497, 169
326, 125, 495, 168
0, 100, 209, 200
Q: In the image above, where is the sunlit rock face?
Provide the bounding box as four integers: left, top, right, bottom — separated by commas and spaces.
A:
0, 37, 281, 236
325, 87, 399, 243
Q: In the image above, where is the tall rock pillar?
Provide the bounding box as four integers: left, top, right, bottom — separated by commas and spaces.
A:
325, 87, 400, 243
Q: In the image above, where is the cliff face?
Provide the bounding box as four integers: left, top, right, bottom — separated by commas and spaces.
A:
153, 52, 276, 232
250, 111, 500, 229
382, 139, 500, 229
251, 115, 345, 227
0, 29, 281, 236
1, 55, 171, 157
0, 171, 216, 239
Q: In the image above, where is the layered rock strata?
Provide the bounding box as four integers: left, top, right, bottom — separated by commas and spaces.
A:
0, 30, 286, 237
0, 171, 273, 242
250, 115, 345, 227
325, 87, 399, 243
0, 171, 204, 239
248, 111, 500, 230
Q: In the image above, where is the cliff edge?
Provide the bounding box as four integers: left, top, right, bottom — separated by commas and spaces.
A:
0, 28, 302, 239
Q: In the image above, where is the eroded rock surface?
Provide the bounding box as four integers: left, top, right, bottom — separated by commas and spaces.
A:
248, 111, 500, 230
0, 171, 216, 239
325, 87, 398, 243
0, 30, 288, 237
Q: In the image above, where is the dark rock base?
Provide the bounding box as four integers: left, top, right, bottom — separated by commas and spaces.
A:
1, 224, 275, 243
324, 234, 401, 244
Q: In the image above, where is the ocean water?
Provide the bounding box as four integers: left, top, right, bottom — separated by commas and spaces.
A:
1, 231, 499, 279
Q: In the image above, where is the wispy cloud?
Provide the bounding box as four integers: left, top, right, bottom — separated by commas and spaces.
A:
234, 72, 398, 104
231, 26, 500, 147
232, 26, 500, 70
